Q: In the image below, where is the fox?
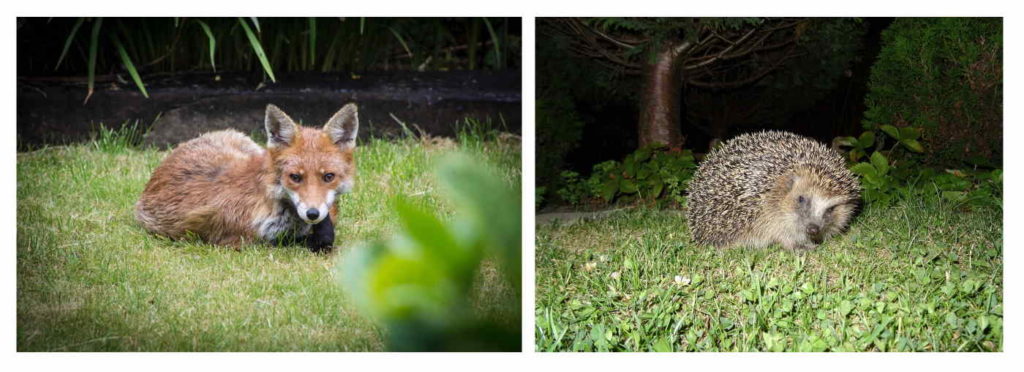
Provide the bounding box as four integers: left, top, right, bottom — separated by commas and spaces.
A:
135, 103, 359, 253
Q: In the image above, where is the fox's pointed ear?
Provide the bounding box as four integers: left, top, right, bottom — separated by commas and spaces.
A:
324, 103, 359, 149
265, 104, 298, 148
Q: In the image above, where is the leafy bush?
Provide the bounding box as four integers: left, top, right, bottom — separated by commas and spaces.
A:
848, 151, 903, 206
839, 125, 1001, 208
555, 170, 587, 206
845, 22, 1004, 208
336, 154, 520, 351
592, 145, 697, 203
926, 168, 1002, 210
838, 125, 924, 205
863, 18, 1002, 166
836, 125, 923, 163
555, 144, 697, 206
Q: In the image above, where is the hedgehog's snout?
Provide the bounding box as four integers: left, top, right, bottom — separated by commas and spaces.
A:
806, 223, 823, 244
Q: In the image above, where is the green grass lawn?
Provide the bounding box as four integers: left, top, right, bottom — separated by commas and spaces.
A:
17, 126, 520, 351
535, 194, 1002, 352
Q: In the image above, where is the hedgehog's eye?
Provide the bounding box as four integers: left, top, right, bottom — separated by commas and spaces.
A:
826, 205, 836, 214
323, 173, 335, 183
797, 195, 806, 205
289, 173, 302, 183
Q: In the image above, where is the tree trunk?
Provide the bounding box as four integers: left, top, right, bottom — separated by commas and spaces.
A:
637, 42, 689, 149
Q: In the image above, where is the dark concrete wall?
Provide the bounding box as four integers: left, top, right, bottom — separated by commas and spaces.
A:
17, 71, 521, 150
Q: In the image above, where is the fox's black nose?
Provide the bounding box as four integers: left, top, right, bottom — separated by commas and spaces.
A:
306, 209, 320, 220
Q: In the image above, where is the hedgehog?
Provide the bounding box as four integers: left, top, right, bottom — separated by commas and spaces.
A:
685, 131, 860, 251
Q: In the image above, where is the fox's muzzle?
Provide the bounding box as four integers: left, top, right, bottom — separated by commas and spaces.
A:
294, 202, 328, 224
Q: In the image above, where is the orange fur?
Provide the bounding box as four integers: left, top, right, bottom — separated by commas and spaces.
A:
135, 104, 359, 249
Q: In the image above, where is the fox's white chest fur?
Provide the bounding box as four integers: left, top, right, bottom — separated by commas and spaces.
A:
256, 191, 314, 242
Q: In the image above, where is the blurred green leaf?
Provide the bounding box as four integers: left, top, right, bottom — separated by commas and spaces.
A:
336, 153, 519, 351
435, 153, 521, 289
393, 197, 466, 271
369, 252, 460, 320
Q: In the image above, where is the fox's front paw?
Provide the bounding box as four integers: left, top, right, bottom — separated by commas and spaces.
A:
307, 217, 336, 253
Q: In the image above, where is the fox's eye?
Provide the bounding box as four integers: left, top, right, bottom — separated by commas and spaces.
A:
289, 174, 302, 183
323, 173, 335, 183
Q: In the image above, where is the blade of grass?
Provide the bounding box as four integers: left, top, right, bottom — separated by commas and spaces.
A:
238, 17, 276, 83
481, 17, 502, 70
55, 17, 85, 70
308, 17, 317, 70
388, 27, 413, 67
360, 17, 365, 35
84, 18, 103, 104
194, 19, 217, 72
112, 35, 149, 98
250, 17, 261, 33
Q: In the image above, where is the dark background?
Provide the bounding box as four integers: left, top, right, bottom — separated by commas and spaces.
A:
17, 17, 522, 150
544, 18, 890, 173
536, 17, 1002, 205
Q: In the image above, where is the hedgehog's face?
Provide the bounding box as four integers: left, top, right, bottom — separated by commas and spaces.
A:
791, 194, 855, 244
786, 173, 857, 245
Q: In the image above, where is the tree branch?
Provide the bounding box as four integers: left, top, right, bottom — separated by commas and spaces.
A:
588, 24, 642, 49
545, 18, 644, 72
682, 27, 759, 70
685, 49, 804, 89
